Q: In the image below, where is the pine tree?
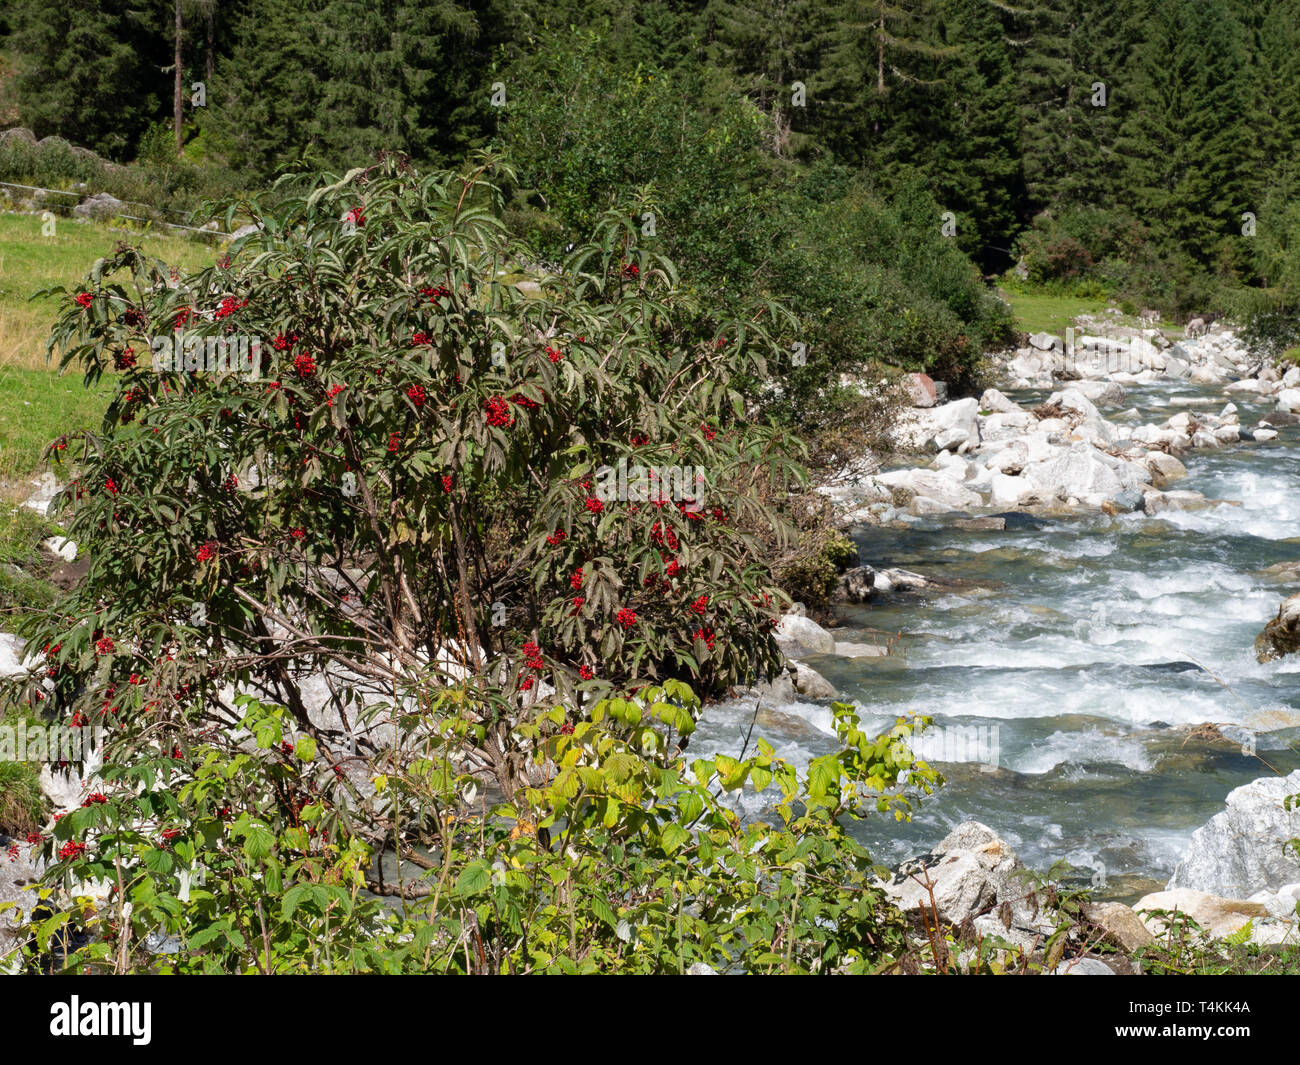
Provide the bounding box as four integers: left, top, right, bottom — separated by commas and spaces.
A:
818, 0, 959, 166
1014, 0, 1127, 212
207, 0, 496, 176
875, 0, 1023, 266
703, 0, 836, 158
1116, 0, 1252, 265
205, 0, 333, 174
6, 0, 169, 158
1238, 0, 1300, 266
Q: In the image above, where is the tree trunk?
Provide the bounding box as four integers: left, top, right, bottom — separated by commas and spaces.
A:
206, 6, 215, 85
874, 9, 885, 137
174, 0, 184, 156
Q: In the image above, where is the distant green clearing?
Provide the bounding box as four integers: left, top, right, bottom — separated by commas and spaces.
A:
1000, 289, 1111, 337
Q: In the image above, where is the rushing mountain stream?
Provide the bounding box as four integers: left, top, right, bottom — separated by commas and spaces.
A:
695, 379, 1300, 903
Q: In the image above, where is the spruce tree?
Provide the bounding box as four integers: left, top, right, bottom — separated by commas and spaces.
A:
7, 0, 169, 158
1116, 0, 1252, 266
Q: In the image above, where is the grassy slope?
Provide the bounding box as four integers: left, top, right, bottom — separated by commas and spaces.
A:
999, 289, 1111, 336
0, 213, 212, 479
0, 207, 219, 833
1000, 287, 1204, 340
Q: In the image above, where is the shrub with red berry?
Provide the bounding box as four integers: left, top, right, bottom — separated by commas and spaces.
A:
4, 155, 801, 897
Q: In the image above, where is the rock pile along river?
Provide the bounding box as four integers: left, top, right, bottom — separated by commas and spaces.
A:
693, 368, 1300, 904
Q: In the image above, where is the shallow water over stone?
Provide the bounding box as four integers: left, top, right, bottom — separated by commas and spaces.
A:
695, 381, 1300, 902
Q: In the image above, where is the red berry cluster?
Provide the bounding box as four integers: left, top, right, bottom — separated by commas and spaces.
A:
345, 206, 365, 227
214, 296, 247, 319
196, 540, 218, 562
690, 594, 709, 615
545, 528, 566, 546
616, 608, 638, 628
693, 627, 716, 650
578, 665, 594, 680
420, 285, 451, 301
122, 307, 145, 327
546, 346, 563, 363
387, 432, 401, 452
272, 332, 299, 351
407, 385, 427, 408
95, 637, 114, 655
75, 292, 94, 308
650, 522, 679, 551
58, 840, 87, 860
570, 567, 584, 589
411, 331, 432, 346
293, 352, 316, 377
584, 497, 604, 514
114, 347, 137, 370
484, 396, 513, 426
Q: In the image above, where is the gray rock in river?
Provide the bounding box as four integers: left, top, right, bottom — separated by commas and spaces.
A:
735, 659, 836, 702
1167, 769, 1300, 898
790, 661, 837, 699
774, 613, 836, 656
881, 821, 1056, 950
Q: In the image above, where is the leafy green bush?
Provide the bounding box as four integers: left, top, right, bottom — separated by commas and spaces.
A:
2, 154, 809, 847
0, 152, 952, 975
0, 134, 248, 224
12, 690, 937, 973
498, 32, 1010, 412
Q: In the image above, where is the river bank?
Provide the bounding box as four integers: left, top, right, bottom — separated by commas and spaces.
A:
698, 323, 1300, 935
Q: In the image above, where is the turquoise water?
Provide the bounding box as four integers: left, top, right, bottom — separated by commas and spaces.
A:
694, 382, 1300, 901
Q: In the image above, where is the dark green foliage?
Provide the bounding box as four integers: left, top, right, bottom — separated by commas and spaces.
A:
4, 0, 1300, 353
5, 0, 169, 159
497, 33, 1009, 411
1115, 0, 1253, 268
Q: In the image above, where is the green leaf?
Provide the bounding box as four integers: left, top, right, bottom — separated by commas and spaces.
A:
660, 824, 690, 854
242, 826, 274, 860
142, 848, 174, 875
590, 896, 618, 929
456, 861, 491, 896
